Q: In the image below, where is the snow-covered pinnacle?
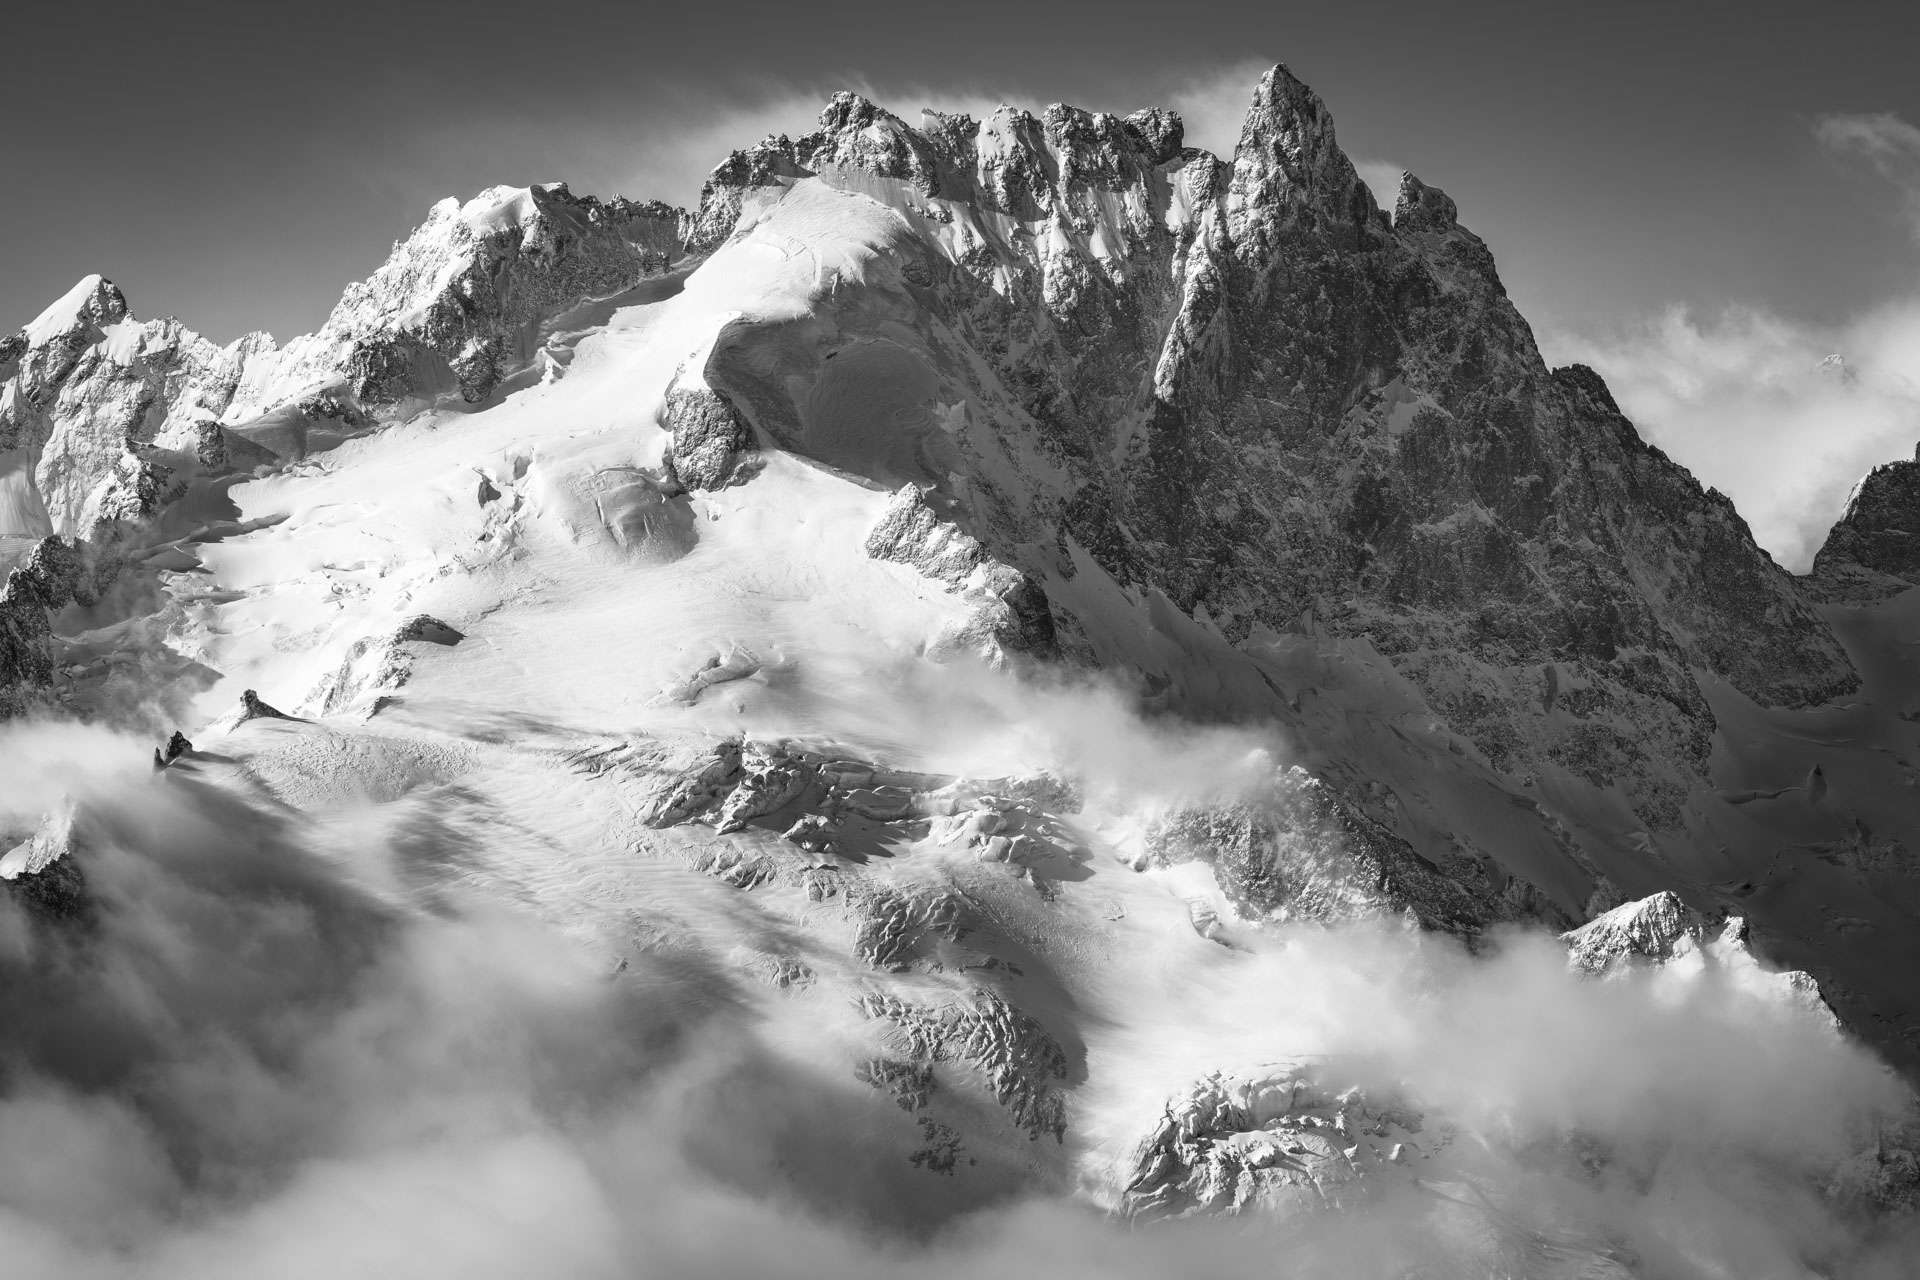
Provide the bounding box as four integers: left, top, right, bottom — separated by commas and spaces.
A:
24, 274, 130, 346
1, 276, 271, 538
313, 181, 687, 405
1562, 890, 1704, 972
5, 275, 136, 419
1562, 892, 1840, 1025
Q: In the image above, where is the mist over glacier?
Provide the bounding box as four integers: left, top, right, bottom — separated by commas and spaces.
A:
1, 706, 1916, 1280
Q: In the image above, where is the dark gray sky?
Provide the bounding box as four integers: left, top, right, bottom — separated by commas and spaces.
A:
3, 0, 1911, 345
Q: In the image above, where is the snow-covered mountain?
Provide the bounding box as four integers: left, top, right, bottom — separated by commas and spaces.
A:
2, 63, 1917, 1278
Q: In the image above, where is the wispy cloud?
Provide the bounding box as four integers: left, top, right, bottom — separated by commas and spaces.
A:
1539, 111, 1920, 573
1816, 111, 1920, 237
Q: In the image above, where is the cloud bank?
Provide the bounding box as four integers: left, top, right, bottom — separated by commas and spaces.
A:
1, 706, 1915, 1278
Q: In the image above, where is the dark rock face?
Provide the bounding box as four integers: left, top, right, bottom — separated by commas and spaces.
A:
864, 485, 1054, 658
659, 383, 753, 491
396, 615, 463, 646
689, 64, 1858, 829
1, 800, 88, 922
238, 688, 289, 723
1145, 766, 1571, 934
0, 536, 100, 715
1811, 448, 1920, 600
2, 851, 87, 922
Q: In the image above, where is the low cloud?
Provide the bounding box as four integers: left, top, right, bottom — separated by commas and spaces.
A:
1, 703, 1915, 1278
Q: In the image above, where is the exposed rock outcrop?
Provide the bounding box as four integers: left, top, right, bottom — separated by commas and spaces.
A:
1123, 1063, 1444, 1222
1145, 765, 1572, 934
865, 484, 1054, 658
304, 614, 465, 717
1811, 445, 1920, 600
0, 536, 102, 715
857, 988, 1069, 1141
659, 379, 753, 491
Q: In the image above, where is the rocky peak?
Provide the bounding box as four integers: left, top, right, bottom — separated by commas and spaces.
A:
9, 275, 134, 405
0, 174, 692, 604
310, 181, 686, 405
1226, 63, 1381, 256
1392, 172, 1503, 293
807, 92, 946, 192
679, 61, 1861, 841
1392, 172, 1456, 233
1563, 892, 1840, 1026
26, 274, 131, 342
1810, 448, 1920, 600
685, 136, 815, 251
0, 535, 100, 715
1038, 103, 1168, 189
1124, 107, 1184, 164
0, 274, 272, 538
